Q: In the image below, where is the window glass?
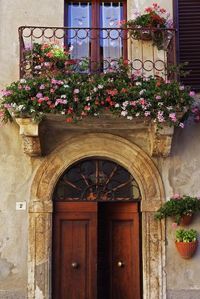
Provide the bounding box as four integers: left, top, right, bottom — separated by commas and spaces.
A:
67, 2, 91, 59
100, 2, 123, 64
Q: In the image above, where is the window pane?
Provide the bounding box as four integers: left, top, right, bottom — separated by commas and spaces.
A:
100, 2, 123, 67
67, 2, 91, 59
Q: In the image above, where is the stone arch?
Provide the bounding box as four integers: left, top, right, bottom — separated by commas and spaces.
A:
29, 133, 166, 299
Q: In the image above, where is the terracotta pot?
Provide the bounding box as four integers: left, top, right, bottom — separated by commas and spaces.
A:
175, 241, 198, 259
179, 214, 193, 226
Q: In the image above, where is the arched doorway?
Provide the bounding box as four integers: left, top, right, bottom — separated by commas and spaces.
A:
29, 133, 165, 299
52, 158, 141, 299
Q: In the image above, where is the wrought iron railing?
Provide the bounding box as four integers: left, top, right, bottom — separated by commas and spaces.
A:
19, 26, 176, 79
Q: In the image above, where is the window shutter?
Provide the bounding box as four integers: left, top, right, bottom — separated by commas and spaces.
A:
177, 0, 200, 90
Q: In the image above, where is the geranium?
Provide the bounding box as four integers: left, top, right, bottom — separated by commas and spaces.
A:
0, 61, 195, 126
122, 3, 173, 50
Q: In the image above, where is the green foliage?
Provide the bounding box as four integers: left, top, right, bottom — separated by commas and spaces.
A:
0, 64, 195, 126
175, 229, 198, 243
154, 195, 200, 224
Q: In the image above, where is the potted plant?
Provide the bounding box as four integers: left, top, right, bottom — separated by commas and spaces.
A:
154, 194, 200, 225
123, 3, 173, 50
175, 228, 198, 259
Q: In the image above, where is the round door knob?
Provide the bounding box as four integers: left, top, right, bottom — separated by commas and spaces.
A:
71, 262, 79, 269
117, 261, 124, 268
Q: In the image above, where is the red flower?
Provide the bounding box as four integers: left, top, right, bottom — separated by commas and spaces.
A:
107, 89, 118, 96
67, 107, 73, 114
145, 7, 153, 13
66, 117, 73, 123
106, 96, 111, 103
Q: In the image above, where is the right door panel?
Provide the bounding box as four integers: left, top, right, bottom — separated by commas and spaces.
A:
104, 203, 141, 299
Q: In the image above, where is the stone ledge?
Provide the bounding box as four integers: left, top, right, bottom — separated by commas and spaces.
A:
15, 115, 176, 158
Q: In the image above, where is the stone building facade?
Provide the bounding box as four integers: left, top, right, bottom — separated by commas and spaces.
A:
0, 0, 200, 299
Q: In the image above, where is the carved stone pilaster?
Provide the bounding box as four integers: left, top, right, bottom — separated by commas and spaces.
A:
142, 212, 166, 299
15, 118, 42, 157
28, 211, 52, 299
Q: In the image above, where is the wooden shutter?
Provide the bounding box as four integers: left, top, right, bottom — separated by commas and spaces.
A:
177, 0, 200, 90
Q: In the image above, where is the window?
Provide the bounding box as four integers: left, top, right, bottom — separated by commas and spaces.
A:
65, 0, 127, 70
176, 0, 200, 90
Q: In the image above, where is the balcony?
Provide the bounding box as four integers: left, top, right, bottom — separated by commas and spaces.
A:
19, 26, 176, 79
7, 25, 185, 158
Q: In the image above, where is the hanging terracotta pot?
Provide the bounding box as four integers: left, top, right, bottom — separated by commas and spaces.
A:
179, 214, 193, 226
175, 241, 198, 259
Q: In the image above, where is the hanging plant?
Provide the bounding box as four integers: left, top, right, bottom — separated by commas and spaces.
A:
154, 194, 200, 224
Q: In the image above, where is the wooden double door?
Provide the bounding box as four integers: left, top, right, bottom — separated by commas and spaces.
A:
52, 202, 141, 299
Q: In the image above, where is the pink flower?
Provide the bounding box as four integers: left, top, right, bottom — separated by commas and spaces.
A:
1, 90, 12, 96
25, 85, 31, 91
36, 93, 43, 99
38, 98, 44, 103
189, 91, 195, 97
4, 103, 12, 109
39, 84, 45, 90
84, 105, 90, 111
130, 101, 136, 106
107, 89, 118, 96
179, 122, 184, 128
171, 193, 181, 200
155, 95, 161, 100
169, 112, 177, 122
51, 79, 58, 84
139, 98, 146, 105
74, 89, 80, 94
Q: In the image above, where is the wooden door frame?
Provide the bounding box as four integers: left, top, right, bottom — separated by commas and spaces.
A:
29, 133, 166, 299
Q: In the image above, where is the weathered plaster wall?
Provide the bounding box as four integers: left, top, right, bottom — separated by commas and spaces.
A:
0, 0, 200, 298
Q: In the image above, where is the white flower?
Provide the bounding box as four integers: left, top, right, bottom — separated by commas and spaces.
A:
98, 84, 103, 89
127, 116, 133, 120
167, 106, 173, 111
61, 95, 66, 98
20, 79, 26, 84
11, 103, 17, 108
64, 84, 69, 88
135, 82, 142, 86
86, 97, 91, 101
139, 89, 146, 95
122, 101, 129, 107
115, 103, 120, 108
93, 87, 98, 92
135, 112, 140, 117
121, 110, 128, 117
17, 105, 25, 111
34, 65, 41, 70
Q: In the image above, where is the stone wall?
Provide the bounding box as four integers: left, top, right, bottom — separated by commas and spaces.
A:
0, 0, 200, 298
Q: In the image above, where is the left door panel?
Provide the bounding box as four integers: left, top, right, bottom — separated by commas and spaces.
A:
52, 202, 97, 299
